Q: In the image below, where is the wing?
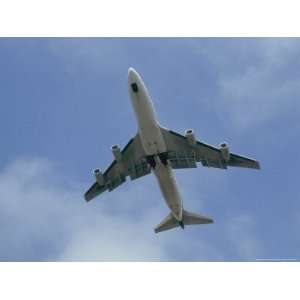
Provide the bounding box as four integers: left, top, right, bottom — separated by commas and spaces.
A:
160, 127, 260, 170
84, 133, 151, 201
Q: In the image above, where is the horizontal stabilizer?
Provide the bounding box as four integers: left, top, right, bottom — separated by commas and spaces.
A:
182, 210, 214, 225
154, 213, 178, 233
154, 209, 213, 233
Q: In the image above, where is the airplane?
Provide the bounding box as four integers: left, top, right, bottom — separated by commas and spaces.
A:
84, 67, 260, 233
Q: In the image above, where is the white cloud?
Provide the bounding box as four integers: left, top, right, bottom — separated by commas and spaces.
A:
59, 219, 167, 261
0, 158, 265, 261
217, 39, 300, 130
0, 158, 168, 261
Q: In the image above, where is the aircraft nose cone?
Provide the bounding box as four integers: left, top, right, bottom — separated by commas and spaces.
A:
128, 67, 135, 75
128, 67, 139, 83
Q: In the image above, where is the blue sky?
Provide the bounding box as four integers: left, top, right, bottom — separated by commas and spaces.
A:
0, 38, 299, 261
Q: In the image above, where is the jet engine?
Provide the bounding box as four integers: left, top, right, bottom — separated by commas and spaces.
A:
185, 129, 196, 147
219, 142, 230, 162
111, 144, 122, 162
94, 169, 104, 185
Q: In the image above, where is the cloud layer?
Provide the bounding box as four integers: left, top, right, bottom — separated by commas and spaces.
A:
0, 158, 170, 261
0, 158, 265, 261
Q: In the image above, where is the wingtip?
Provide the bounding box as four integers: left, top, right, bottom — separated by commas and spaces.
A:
84, 194, 91, 202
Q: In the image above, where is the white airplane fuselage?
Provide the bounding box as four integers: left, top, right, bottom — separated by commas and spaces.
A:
128, 68, 183, 222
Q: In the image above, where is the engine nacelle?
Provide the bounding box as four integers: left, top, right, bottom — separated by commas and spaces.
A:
111, 144, 122, 162
219, 142, 230, 162
185, 129, 196, 147
94, 168, 104, 185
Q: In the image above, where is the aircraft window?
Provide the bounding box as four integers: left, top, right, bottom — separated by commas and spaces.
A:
131, 83, 138, 92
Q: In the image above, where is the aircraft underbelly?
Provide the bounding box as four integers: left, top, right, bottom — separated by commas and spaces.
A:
139, 124, 166, 155
129, 69, 182, 221
153, 159, 183, 221
130, 83, 167, 155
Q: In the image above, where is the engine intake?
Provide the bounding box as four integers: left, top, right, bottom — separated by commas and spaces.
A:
219, 142, 230, 162
185, 129, 196, 147
94, 169, 104, 185
111, 144, 122, 162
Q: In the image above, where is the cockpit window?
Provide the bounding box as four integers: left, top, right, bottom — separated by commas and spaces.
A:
131, 83, 138, 93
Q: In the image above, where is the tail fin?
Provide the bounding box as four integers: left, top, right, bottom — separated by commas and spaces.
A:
154, 213, 178, 233
154, 209, 213, 233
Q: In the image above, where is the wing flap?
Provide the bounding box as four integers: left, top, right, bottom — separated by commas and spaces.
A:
84, 182, 107, 202
128, 160, 151, 180
168, 151, 197, 169
228, 153, 260, 169
106, 174, 126, 191
84, 133, 150, 202
160, 127, 260, 171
